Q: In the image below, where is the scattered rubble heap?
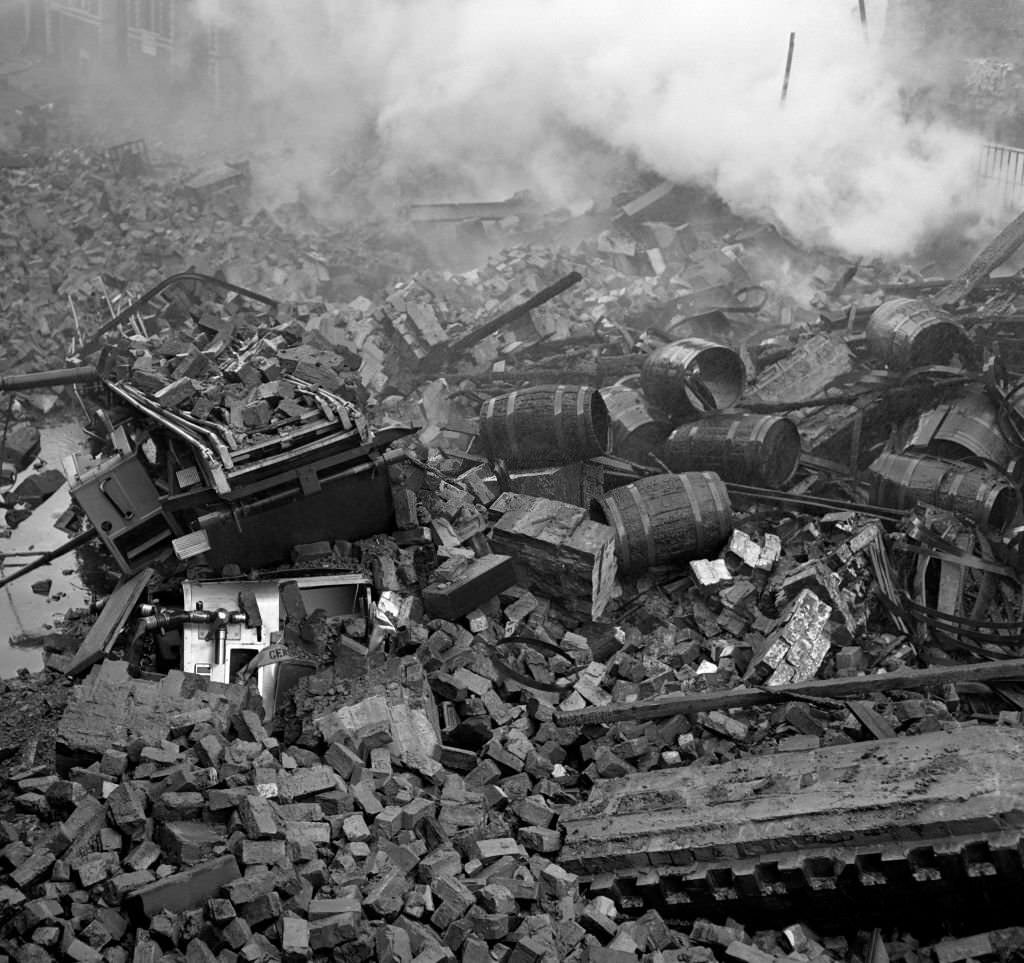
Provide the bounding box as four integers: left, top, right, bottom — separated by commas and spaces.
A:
98, 286, 371, 436
0, 147, 425, 381
2, 626, 1023, 963
9, 119, 1024, 961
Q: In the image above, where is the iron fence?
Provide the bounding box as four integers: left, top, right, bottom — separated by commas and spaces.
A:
978, 142, 1024, 210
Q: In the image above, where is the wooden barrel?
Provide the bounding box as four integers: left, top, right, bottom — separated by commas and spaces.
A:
905, 388, 1019, 472
641, 338, 746, 419
590, 472, 733, 574
868, 452, 1020, 531
866, 298, 964, 369
663, 413, 801, 488
478, 384, 609, 469
599, 383, 672, 464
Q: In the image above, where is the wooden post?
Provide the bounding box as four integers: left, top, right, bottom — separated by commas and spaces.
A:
780, 32, 796, 105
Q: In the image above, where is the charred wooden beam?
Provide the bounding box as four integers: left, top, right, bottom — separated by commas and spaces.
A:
449, 271, 583, 354
553, 657, 1024, 727
935, 208, 1024, 307
559, 727, 1024, 911
408, 200, 534, 223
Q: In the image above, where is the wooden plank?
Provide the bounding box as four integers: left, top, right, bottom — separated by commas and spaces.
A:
932, 933, 994, 963
450, 272, 582, 354
553, 657, 1024, 726
66, 567, 154, 677
867, 930, 889, 963
991, 682, 1024, 710
849, 700, 898, 740
559, 727, 1024, 876
408, 200, 530, 223
935, 207, 1024, 307
620, 180, 675, 218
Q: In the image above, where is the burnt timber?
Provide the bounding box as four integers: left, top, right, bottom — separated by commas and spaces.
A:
560, 726, 1024, 924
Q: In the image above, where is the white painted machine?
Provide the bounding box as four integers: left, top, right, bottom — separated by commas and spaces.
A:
179, 572, 371, 719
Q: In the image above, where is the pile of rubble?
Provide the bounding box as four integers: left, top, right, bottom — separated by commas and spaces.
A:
0, 145, 426, 383
2, 637, 1020, 963
8, 108, 1024, 963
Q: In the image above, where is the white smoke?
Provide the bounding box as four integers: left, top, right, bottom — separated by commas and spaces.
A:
194, 0, 987, 258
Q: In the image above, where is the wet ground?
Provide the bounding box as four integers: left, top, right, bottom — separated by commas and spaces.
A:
0, 421, 91, 677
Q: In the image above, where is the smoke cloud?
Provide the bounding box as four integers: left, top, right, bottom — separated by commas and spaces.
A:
195, 0, 988, 258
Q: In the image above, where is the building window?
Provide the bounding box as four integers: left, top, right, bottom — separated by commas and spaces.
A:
64, 0, 101, 14
128, 0, 174, 39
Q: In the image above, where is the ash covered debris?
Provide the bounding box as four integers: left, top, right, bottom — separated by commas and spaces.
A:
4, 194, 1024, 957
7, 22, 1024, 963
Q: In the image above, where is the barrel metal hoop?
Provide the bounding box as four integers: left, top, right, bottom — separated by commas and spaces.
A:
679, 473, 704, 542
599, 494, 633, 573
974, 475, 1003, 523
939, 465, 965, 514
625, 483, 657, 571
751, 417, 771, 445
483, 397, 498, 453
889, 311, 919, 363
553, 386, 566, 455
576, 385, 590, 446
979, 478, 1001, 522
897, 454, 919, 494
703, 472, 728, 537
726, 418, 741, 442
504, 391, 519, 456
705, 473, 731, 536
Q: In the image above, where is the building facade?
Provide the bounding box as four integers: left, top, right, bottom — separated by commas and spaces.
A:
883, 0, 1024, 142
45, 0, 221, 96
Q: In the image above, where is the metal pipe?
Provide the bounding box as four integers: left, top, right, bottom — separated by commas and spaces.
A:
78, 273, 278, 358
724, 482, 905, 522
0, 366, 99, 392
0, 528, 98, 590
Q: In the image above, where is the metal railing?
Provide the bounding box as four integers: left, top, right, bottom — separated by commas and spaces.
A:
978, 142, 1024, 210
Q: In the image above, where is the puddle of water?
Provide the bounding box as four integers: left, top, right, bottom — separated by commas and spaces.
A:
0, 421, 92, 677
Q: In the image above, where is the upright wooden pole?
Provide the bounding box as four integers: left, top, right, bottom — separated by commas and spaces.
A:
780, 32, 796, 105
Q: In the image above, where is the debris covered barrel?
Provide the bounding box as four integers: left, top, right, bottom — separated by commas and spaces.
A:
866, 298, 964, 369
478, 384, 610, 470
599, 382, 672, 465
868, 452, 1020, 531
641, 338, 746, 419
662, 413, 801, 488
590, 471, 733, 574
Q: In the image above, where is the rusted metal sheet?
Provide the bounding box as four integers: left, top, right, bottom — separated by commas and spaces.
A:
904, 388, 1020, 471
